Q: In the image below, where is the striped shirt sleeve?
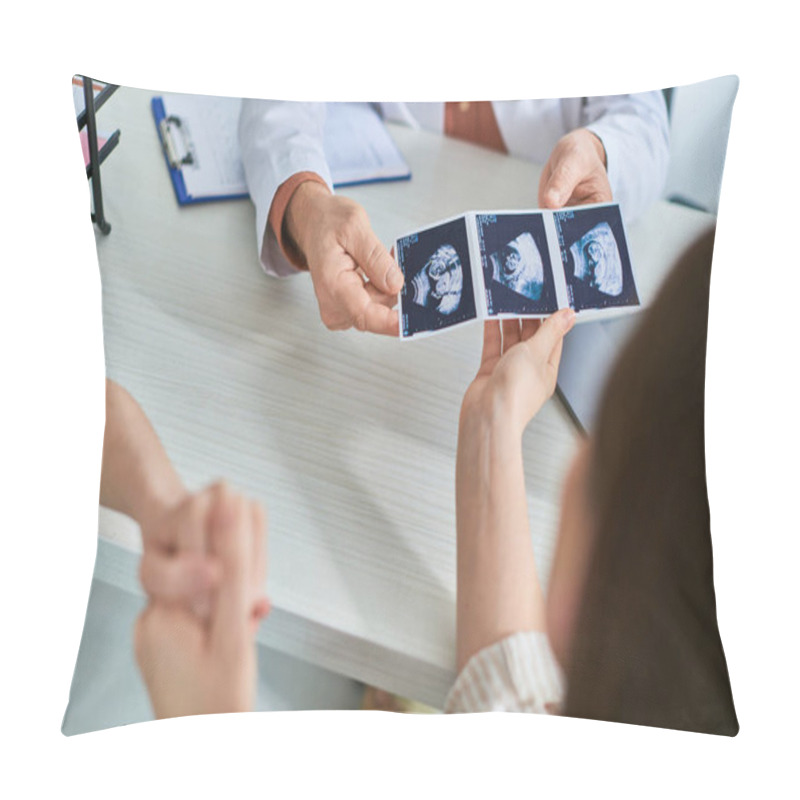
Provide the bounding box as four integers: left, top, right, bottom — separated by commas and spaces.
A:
444, 631, 566, 714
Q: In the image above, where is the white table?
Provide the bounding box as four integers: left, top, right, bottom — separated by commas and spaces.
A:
91, 88, 715, 708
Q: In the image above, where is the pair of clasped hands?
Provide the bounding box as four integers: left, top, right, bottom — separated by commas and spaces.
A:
134, 482, 269, 718
134, 130, 602, 717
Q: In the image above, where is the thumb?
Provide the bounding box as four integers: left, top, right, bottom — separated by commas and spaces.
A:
539, 139, 587, 209
347, 217, 404, 295
525, 308, 576, 363
208, 484, 253, 654
139, 550, 219, 617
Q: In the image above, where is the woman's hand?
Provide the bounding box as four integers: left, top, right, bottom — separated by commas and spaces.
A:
454, 311, 573, 669
460, 311, 576, 438
138, 485, 266, 622
101, 380, 266, 622
134, 483, 269, 719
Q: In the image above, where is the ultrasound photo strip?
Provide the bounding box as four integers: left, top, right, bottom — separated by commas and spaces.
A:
395, 202, 640, 340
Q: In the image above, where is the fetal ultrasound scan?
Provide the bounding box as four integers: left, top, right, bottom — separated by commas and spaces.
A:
476, 213, 558, 316
398, 216, 477, 338
397, 203, 638, 340
570, 222, 622, 295
411, 243, 464, 315
554, 205, 639, 312
491, 233, 542, 297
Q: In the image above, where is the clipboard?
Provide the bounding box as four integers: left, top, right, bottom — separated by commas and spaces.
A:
152, 96, 412, 207
152, 96, 248, 206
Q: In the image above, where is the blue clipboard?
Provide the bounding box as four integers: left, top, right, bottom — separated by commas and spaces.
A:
152, 97, 412, 206
151, 96, 248, 206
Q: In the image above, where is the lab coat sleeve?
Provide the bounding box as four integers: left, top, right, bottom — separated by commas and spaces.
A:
582, 92, 670, 223
238, 100, 333, 277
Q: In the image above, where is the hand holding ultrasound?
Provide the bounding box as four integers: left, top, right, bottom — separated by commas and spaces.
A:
460, 311, 577, 437
396, 202, 639, 339
284, 182, 404, 336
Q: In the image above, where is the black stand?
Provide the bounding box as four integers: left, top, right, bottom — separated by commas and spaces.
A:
78, 77, 119, 235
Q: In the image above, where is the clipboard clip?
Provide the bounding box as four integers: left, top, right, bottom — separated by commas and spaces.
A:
159, 115, 196, 169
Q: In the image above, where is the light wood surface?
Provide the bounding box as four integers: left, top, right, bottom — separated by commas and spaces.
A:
91, 88, 714, 707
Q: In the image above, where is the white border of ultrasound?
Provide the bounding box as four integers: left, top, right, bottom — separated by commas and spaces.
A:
395, 202, 640, 340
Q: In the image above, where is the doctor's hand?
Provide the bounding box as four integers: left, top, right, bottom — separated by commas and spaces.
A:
283, 181, 404, 335
539, 128, 612, 210
138, 482, 268, 624
460, 312, 576, 439
135, 483, 268, 719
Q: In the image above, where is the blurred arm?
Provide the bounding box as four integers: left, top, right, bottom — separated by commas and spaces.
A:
99, 379, 186, 529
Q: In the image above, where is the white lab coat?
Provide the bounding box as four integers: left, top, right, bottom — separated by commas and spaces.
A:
238, 96, 669, 278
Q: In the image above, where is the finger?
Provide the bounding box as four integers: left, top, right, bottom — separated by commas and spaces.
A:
525, 309, 576, 363
145, 489, 213, 554
173, 490, 214, 554
548, 336, 564, 372
250, 501, 267, 600
347, 215, 404, 295
541, 161, 579, 209
501, 319, 522, 352
253, 596, 271, 620
365, 281, 399, 309
249, 596, 271, 635
139, 550, 220, 613
539, 337, 566, 400
572, 188, 613, 205
478, 321, 502, 375
539, 141, 586, 209
361, 303, 399, 336
209, 485, 254, 653
337, 271, 399, 336
521, 318, 541, 342
567, 173, 613, 206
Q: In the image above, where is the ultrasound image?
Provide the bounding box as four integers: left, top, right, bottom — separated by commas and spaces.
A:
489, 232, 544, 301
569, 222, 622, 296
410, 243, 464, 315
554, 204, 638, 312
398, 216, 477, 338
477, 212, 558, 316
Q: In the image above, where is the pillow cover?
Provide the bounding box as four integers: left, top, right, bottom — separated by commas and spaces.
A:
64, 76, 738, 735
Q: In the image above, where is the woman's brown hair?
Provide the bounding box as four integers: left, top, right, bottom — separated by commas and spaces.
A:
563, 229, 739, 735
